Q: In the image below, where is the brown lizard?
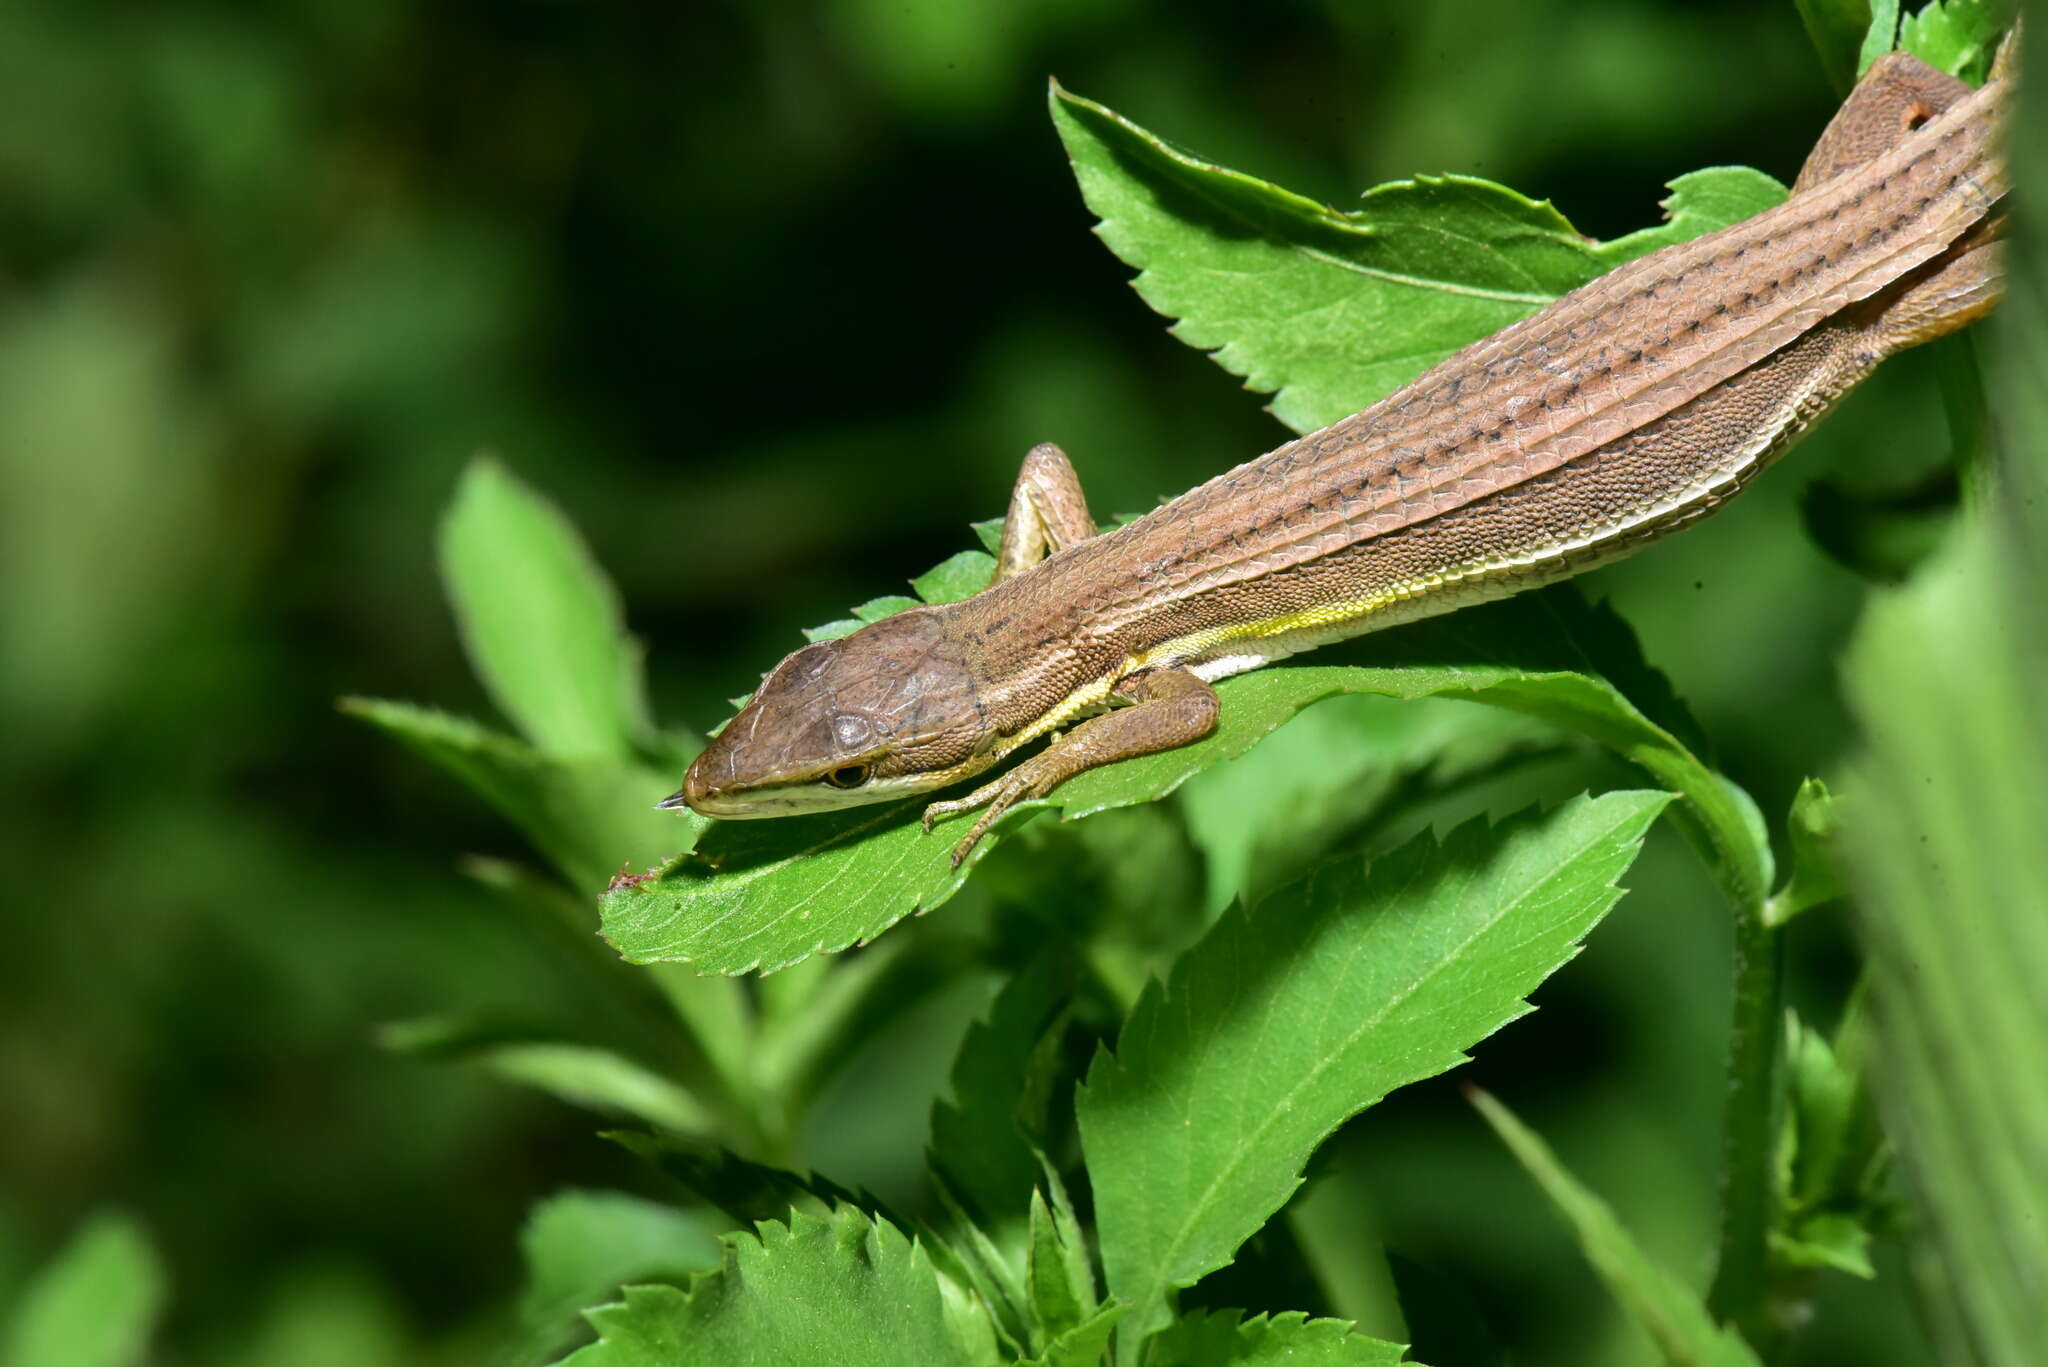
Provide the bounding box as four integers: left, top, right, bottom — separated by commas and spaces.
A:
669, 45, 2010, 866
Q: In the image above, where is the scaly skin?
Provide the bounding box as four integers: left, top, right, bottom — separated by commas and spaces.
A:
674, 51, 2008, 863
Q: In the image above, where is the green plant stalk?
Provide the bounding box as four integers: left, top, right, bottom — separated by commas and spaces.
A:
1708, 328, 1992, 1340
1694, 240, 2008, 1354
1708, 906, 1785, 1343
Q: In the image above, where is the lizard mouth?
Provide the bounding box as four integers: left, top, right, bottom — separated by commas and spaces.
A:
662, 749, 1008, 821
664, 781, 834, 819
659, 764, 815, 819
661, 766, 915, 819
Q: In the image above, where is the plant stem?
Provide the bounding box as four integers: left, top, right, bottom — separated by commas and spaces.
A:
1708, 903, 1783, 1338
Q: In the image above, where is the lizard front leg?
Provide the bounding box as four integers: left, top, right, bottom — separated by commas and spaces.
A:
922, 666, 1220, 866
1863, 234, 2004, 356
993, 442, 1100, 582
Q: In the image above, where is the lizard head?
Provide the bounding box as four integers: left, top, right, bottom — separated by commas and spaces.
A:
668, 606, 998, 818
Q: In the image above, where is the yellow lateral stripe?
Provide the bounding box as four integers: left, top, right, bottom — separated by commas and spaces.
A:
992, 675, 1117, 759
1133, 440, 1777, 670
1134, 559, 1511, 668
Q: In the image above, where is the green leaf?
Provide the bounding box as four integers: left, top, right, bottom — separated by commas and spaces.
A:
415, 1030, 712, 1133
608, 1139, 1004, 1358
1, 1213, 165, 1367
1079, 791, 1667, 1357
1779, 1010, 1863, 1212
1798, 0, 1879, 92
1858, 0, 1902, 74
1764, 1006, 1890, 1282
517, 1190, 722, 1364
1150, 1311, 1407, 1367
1469, 1090, 1761, 1367
927, 1179, 1033, 1360
1770, 1213, 1875, 1280
928, 954, 1072, 1228
1838, 65, 2048, 1350
382, 1011, 727, 1135
1897, 0, 2014, 82
793, 554, 1015, 653
1023, 1303, 1127, 1367
1764, 779, 1847, 926
802, 618, 863, 643
342, 698, 693, 891
603, 582, 1763, 973
1840, 498, 2048, 1356
439, 455, 649, 760
1049, 82, 1784, 435
853, 594, 923, 623
912, 550, 998, 604
1026, 1188, 1091, 1343
557, 1205, 997, 1367
597, 792, 1019, 973
1591, 170, 1795, 272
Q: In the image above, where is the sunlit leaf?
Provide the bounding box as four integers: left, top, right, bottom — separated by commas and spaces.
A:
1897, 0, 2014, 82
1765, 779, 1847, 926
912, 550, 998, 604
1050, 83, 1784, 435
440, 455, 651, 760
1, 1213, 165, 1367
1771, 1212, 1876, 1279
1023, 1303, 1126, 1367
556, 1205, 996, 1367
1080, 792, 1667, 1357
1859, 0, 1903, 73
517, 1190, 721, 1365
381, 1015, 714, 1133
1776, 1007, 1886, 1229
854, 595, 922, 623
1150, 1310, 1407, 1367
1840, 468, 2048, 1364
1025, 1186, 1094, 1345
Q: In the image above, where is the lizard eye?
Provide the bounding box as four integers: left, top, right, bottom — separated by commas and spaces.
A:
825, 764, 870, 790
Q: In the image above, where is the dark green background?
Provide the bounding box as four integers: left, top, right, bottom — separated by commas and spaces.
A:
0, 1, 1956, 1362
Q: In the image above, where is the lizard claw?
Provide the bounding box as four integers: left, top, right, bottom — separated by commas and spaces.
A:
921, 791, 977, 834
926, 763, 1047, 867
947, 801, 1008, 868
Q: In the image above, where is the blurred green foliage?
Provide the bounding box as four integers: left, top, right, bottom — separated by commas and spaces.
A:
0, 0, 2024, 1363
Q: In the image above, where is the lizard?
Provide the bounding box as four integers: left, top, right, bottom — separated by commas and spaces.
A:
666, 43, 2011, 867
